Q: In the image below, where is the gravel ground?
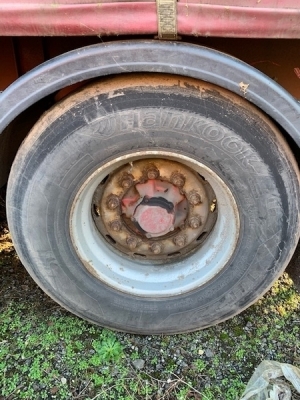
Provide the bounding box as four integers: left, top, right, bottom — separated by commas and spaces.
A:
0, 188, 299, 400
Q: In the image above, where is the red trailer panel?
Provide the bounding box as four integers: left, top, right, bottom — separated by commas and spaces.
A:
0, 0, 300, 38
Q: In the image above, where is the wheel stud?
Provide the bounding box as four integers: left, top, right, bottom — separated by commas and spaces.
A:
188, 190, 202, 205
120, 173, 134, 189
106, 194, 120, 210
109, 220, 122, 232
150, 242, 163, 254
189, 216, 202, 229
146, 165, 159, 180
126, 236, 139, 250
170, 172, 185, 187
173, 234, 186, 247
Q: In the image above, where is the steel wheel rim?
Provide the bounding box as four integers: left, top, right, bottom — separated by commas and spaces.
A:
70, 151, 240, 297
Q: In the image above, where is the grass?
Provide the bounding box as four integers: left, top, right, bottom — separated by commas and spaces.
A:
0, 190, 300, 399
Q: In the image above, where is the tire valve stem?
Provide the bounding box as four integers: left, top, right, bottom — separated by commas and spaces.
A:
210, 199, 217, 212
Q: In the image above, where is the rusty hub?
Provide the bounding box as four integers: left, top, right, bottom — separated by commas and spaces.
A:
92, 158, 217, 262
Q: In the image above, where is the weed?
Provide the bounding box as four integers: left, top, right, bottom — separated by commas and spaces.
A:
92, 330, 123, 364
194, 359, 206, 372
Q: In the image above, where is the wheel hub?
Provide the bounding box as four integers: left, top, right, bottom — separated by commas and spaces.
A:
70, 150, 239, 295
92, 158, 217, 262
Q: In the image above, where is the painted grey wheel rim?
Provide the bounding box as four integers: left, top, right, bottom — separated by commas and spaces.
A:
70, 151, 240, 297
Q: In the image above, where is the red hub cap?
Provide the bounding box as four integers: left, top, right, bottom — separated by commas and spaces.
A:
122, 179, 187, 238
134, 204, 175, 236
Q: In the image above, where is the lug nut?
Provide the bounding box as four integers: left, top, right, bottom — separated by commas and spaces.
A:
173, 234, 186, 247
150, 242, 163, 254
170, 172, 185, 188
188, 190, 202, 206
189, 216, 202, 229
110, 220, 122, 232
120, 173, 134, 189
106, 194, 120, 210
146, 165, 159, 180
126, 236, 139, 250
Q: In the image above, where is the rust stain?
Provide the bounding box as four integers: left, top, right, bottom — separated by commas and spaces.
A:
82, 259, 101, 280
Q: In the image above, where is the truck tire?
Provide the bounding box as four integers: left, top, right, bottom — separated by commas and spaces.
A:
7, 74, 300, 334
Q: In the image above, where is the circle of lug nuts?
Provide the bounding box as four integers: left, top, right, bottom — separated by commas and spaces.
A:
150, 242, 163, 254
93, 158, 217, 260
106, 194, 120, 210
170, 172, 185, 187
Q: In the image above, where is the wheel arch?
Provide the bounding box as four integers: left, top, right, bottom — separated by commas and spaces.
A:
0, 40, 300, 148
